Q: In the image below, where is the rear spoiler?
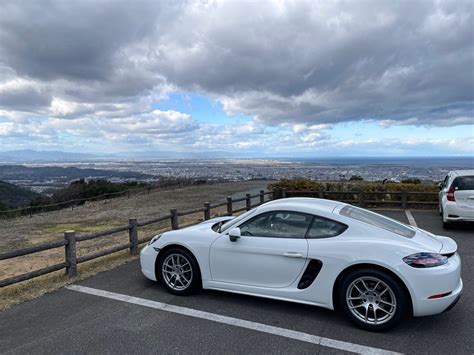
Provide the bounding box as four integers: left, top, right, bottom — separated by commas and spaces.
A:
437, 236, 458, 255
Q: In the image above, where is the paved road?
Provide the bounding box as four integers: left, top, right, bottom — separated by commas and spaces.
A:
1, 210, 473, 354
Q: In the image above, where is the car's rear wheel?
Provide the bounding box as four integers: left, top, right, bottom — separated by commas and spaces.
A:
339, 268, 408, 331
442, 210, 452, 229
157, 247, 201, 295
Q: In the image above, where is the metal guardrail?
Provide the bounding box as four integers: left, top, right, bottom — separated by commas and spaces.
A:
0, 190, 271, 287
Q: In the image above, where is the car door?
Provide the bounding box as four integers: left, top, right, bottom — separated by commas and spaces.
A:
209, 211, 311, 288
439, 174, 450, 204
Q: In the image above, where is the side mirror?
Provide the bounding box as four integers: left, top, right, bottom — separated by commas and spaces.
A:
228, 228, 241, 242
438, 182, 444, 190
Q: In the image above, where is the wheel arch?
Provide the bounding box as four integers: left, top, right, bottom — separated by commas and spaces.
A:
331, 263, 413, 316
154, 243, 202, 282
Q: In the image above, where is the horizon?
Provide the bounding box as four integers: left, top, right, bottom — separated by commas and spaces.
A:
0, 1, 473, 157
1, 148, 474, 162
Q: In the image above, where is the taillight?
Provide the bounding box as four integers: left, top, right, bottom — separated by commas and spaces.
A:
447, 187, 456, 201
403, 252, 448, 268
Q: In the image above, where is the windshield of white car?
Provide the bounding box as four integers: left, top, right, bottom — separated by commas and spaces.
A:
219, 209, 257, 233
339, 205, 415, 238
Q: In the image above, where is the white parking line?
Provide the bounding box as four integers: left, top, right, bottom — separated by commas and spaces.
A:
66, 284, 401, 355
405, 210, 418, 227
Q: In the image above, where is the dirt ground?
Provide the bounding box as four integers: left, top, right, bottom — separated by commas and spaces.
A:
0, 181, 271, 283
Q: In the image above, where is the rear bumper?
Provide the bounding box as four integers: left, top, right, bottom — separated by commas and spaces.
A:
444, 202, 474, 222
403, 253, 463, 317
443, 288, 462, 313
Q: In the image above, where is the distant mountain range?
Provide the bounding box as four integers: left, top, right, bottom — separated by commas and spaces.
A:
0, 149, 249, 162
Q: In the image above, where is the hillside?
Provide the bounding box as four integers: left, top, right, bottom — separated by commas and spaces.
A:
0, 181, 42, 209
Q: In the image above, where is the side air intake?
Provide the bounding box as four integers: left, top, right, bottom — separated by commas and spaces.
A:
297, 259, 323, 289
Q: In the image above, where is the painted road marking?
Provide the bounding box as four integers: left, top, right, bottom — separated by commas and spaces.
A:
405, 210, 418, 227
66, 285, 401, 355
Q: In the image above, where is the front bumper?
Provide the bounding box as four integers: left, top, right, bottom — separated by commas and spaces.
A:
405, 252, 463, 317
140, 244, 160, 281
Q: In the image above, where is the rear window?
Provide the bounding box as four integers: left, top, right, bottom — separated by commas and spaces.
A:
339, 205, 415, 238
451, 176, 474, 191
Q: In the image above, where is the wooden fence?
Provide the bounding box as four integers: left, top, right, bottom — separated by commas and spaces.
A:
0, 188, 439, 288
0, 190, 271, 287
274, 188, 438, 209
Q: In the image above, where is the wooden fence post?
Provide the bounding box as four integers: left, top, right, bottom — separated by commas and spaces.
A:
170, 209, 179, 230
129, 219, 138, 255
401, 191, 407, 209
227, 197, 233, 216
281, 189, 287, 198
318, 190, 324, 198
246, 194, 251, 211
204, 202, 211, 220
358, 191, 365, 207
259, 190, 265, 204
64, 230, 77, 277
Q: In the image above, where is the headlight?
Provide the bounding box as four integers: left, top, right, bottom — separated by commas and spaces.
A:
149, 234, 162, 245
403, 252, 448, 268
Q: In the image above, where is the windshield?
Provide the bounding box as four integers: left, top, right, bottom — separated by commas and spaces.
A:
220, 209, 257, 232
339, 205, 415, 238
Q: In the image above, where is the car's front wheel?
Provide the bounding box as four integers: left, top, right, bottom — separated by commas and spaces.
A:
157, 247, 201, 295
339, 268, 408, 331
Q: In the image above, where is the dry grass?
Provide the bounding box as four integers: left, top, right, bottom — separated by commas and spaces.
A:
0, 250, 138, 311
0, 181, 270, 310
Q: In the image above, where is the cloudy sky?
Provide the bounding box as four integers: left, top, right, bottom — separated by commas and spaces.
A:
0, 0, 473, 157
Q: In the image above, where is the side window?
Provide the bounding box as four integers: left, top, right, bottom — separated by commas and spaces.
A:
239, 211, 313, 238
442, 175, 449, 188
306, 216, 347, 239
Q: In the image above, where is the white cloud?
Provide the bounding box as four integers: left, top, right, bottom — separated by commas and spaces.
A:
0, 0, 472, 155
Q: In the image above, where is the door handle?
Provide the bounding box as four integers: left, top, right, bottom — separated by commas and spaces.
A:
283, 252, 304, 258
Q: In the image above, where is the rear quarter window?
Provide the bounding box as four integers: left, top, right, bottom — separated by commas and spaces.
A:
306, 216, 347, 238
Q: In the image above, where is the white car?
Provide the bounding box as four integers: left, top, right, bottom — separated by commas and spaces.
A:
439, 170, 474, 228
140, 198, 462, 331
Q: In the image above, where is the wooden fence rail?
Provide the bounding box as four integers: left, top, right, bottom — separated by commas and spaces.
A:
0, 190, 271, 288
0, 188, 438, 288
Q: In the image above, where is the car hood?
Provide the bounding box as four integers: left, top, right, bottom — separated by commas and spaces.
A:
181, 216, 233, 232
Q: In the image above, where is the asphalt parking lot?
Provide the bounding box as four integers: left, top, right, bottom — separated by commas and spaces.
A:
1, 210, 473, 354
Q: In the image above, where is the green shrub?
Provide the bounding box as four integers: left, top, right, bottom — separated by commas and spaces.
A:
268, 179, 438, 205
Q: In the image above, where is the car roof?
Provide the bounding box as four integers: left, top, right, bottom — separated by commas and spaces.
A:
450, 170, 474, 177
258, 197, 345, 215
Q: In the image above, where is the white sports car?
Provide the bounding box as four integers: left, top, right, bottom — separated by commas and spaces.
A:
140, 198, 462, 331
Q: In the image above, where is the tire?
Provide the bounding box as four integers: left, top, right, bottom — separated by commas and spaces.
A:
442, 221, 451, 229
157, 247, 201, 295
338, 268, 408, 331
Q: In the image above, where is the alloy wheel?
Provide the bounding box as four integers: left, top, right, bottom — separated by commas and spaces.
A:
346, 276, 397, 325
162, 253, 193, 291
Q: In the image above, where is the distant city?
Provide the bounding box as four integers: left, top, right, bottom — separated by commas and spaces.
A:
1, 155, 472, 193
